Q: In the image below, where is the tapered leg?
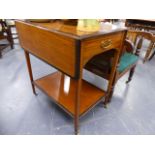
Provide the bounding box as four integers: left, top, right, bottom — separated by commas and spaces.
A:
126, 66, 136, 83
74, 78, 82, 135
103, 71, 117, 108
103, 95, 109, 108
107, 85, 115, 103
103, 83, 114, 108
24, 50, 37, 95
103, 48, 121, 107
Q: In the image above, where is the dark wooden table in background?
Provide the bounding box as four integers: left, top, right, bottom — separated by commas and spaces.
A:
125, 19, 155, 31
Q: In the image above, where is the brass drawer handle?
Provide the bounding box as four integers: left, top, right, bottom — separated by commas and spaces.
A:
100, 40, 112, 49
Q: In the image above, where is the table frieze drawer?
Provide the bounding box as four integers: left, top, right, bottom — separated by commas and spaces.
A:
82, 32, 124, 64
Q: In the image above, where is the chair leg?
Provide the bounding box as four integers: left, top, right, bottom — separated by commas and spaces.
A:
143, 42, 154, 63
138, 37, 143, 50
126, 66, 136, 83
149, 49, 155, 61
0, 51, 2, 58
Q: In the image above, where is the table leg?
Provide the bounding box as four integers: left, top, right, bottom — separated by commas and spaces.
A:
107, 71, 118, 103
74, 78, 82, 135
24, 50, 37, 95
104, 50, 120, 106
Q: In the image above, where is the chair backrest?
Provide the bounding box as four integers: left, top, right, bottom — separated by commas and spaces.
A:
127, 30, 154, 55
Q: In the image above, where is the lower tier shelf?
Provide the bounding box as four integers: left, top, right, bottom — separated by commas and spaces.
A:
34, 71, 106, 117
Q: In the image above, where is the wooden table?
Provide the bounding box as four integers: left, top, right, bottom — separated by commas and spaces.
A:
16, 20, 126, 134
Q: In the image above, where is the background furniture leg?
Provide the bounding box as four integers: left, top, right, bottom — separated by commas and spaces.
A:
7, 28, 14, 49
24, 50, 37, 95
0, 49, 2, 58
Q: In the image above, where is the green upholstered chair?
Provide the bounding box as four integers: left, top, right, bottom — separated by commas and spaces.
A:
85, 38, 139, 106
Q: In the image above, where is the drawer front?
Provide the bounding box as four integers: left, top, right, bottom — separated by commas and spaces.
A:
82, 32, 124, 65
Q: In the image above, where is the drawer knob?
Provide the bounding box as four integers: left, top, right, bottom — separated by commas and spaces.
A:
100, 40, 112, 49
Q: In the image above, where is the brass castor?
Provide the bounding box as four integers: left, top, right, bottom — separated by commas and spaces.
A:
126, 79, 131, 84
34, 92, 38, 96
103, 103, 108, 109
75, 130, 79, 135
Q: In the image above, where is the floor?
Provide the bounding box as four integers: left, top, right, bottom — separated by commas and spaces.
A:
0, 42, 155, 135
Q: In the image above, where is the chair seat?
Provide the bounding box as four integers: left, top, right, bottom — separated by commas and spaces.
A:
86, 52, 138, 74
118, 52, 138, 72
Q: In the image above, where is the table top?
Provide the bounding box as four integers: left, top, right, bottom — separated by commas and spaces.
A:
17, 20, 126, 40
16, 20, 127, 79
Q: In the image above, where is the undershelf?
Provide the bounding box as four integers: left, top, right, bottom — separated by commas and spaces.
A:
34, 71, 106, 117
